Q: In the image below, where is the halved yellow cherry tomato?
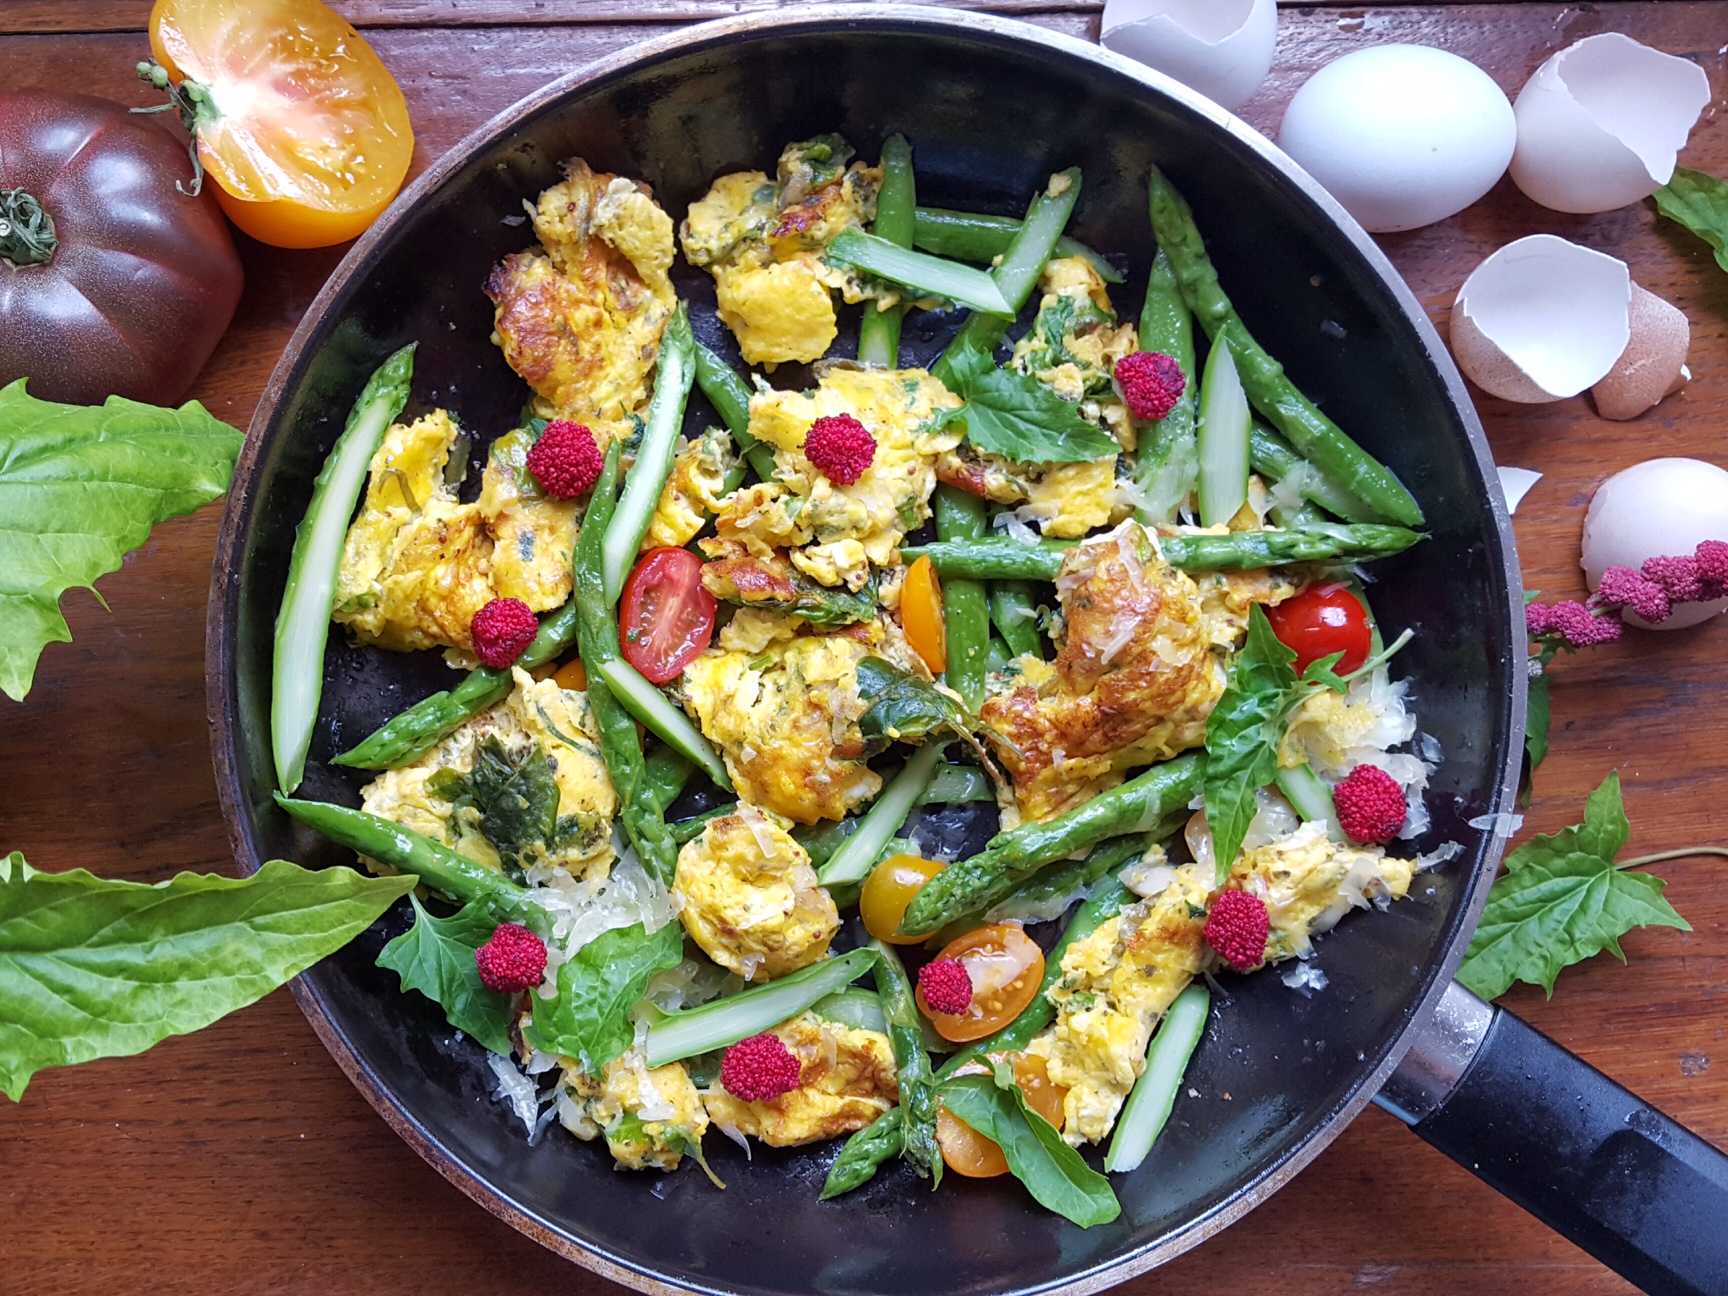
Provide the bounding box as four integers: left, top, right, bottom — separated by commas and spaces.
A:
1005, 1051, 1067, 1130
901, 554, 946, 674
917, 924, 1044, 1042
551, 658, 587, 691
935, 1053, 1066, 1176
149, 0, 415, 248
860, 854, 945, 945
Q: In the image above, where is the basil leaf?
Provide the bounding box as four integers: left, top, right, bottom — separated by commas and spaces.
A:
1456, 773, 1690, 1000
377, 895, 515, 1056
857, 656, 975, 745
943, 335, 1118, 465
1300, 650, 1349, 695
0, 380, 244, 700
0, 854, 413, 1102
426, 736, 561, 873
1202, 605, 1298, 884
524, 921, 683, 1072
1653, 167, 1728, 274
939, 1073, 1121, 1227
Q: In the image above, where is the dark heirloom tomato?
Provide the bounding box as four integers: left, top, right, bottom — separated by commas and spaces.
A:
1264, 582, 1372, 675
0, 91, 243, 407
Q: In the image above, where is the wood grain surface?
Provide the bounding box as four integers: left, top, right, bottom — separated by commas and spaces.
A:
3, 4, 1725, 1294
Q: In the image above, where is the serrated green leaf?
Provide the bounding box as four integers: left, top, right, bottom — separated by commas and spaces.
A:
0, 854, 414, 1101
0, 380, 244, 700
1653, 168, 1728, 274
943, 336, 1118, 465
1457, 772, 1690, 1000
523, 921, 682, 1072
1203, 605, 1299, 884
377, 895, 515, 1055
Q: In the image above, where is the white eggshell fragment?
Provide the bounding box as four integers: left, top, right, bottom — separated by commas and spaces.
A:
1100, 0, 1277, 112
1510, 33, 1710, 214
1278, 46, 1515, 233
1582, 458, 1728, 629
1496, 467, 1542, 515
1450, 235, 1630, 402
1592, 284, 1691, 421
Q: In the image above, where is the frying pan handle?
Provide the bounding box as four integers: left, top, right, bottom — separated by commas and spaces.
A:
1376, 981, 1728, 1296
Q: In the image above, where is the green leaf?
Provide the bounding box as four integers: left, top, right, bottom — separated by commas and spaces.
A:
1202, 606, 1298, 884
939, 1073, 1121, 1227
1456, 772, 1690, 1000
426, 736, 561, 873
857, 656, 981, 750
0, 854, 414, 1101
1521, 647, 1555, 807
943, 335, 1118, 465
1653, 168, 1728, 274
376, 895, 515, 1056
0, 380, 244, 700
523, 921, 683, 1072
1300, 651, 1349, 695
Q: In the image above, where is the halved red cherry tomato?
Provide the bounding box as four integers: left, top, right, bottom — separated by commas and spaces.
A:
1264, 582, 1372, 675
620, 547, 717, 683
917, 924, 1044, 1042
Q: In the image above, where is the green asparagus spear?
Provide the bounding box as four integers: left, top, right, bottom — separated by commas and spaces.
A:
1103, 982, 1209, 1173
1248, 423, 1376, 524
934, 487, 990, 710
912, 207, 1121, 283
870, 940, 942, 1181
1131, 248, 1200, 524
1195, 336, 1250, 528
858, 134, 915, 368
1146, 167, 1423, 527
988, 581, 1043, 659
900, 754, 1204, 937
827, 228, 1012, 316
693, 341, 777, 482
821, 1107, 906, 1199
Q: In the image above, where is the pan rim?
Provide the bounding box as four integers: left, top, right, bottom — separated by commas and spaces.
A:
206, 7, 1526, 1293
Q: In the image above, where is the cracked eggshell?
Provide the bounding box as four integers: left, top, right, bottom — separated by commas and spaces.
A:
1100, 0, 1277, 112
1591, 284, 1691, 421
1278, 45, 1515, 233
1450, 234, 1630, 403
1582, 458, 1728, 629
1496, 467, 1542, 515
1510, 33, 1711, 214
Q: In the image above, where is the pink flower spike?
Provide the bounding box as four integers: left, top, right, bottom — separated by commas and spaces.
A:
1641, 555, 1704, 604
1525, 602, 1557, 637
1595, 566, 1671, 624
1695, 540, 1728, 591
1550, 600, 1622, 648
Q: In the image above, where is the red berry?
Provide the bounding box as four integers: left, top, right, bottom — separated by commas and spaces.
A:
720, 1032, 803, 1102
474, 922, 547, 993
470, 597, 539, 669
917, 956, 973, 1016
1203, 889, 1270, 972
1113, 350, 1187, 422
803, 413, 875, 486
1332, 764, 1408, 844
526, 420, 603, 498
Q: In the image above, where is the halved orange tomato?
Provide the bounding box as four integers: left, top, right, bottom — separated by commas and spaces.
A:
917, 924, 1045, 1042
147, 0, 414, 247
901, 554, 946, 674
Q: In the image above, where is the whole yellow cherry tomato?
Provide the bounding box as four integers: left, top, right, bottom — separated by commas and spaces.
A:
860, 854, 945, 945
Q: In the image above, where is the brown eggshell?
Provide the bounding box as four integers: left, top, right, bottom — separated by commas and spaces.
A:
1591, 283, 1690, 420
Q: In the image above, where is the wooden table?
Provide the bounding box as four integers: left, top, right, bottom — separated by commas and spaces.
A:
3, 2, 1724, 1292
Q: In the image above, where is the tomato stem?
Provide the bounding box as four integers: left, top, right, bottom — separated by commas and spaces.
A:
133, 60, 216, 198
0, 187, 56, 267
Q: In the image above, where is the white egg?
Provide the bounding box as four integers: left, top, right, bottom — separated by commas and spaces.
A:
1581, 458, 1728, 629
1100, 0, 1277, 113
1277, 45, 1514, 233
1510, 34, 1711, 215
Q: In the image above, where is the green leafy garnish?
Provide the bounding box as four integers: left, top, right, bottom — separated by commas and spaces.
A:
0, 853, 413, 1101
857, 656, 974, 743
1202, 606, 1300, 884
377, 895, 515, 1056
1653, 167, 1728, 274
524, 921, 683, 1073
0, 380, 244, 701
1456, 773, 1692, 1000
427, 737, 561, 873
939, 1069, 1121, 1227
942, 335, 1118, 465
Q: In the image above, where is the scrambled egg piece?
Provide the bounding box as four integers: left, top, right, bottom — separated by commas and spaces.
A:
674, 807, 841, 980
680, 629, 880, 823
361, 667, 618, 882
982, 524, 1224, 821
486, 158, 676, 442
711, 367, 963, 590
333, 413, 579, 656
560, 1050, 709, 1172
1020, 457, 1122, 539
702, 1011, 898, 1146
646, 427, 737, 550
681, 136, 880, 366
1030, 826, 1415, 1144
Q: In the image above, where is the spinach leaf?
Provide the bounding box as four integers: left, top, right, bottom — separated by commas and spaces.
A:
1653, 167, 1728, 274
0, 854, 413, 1101
1202, 605, 1298, 884
1457, 773, 1689, 1000
939, 1071, 1121, 1227
942, 335, 1118, 465
377, 895, 515, 1055
0, 380, 244, 700
428, 736, 560, 872
856, 656, 1000, 769
524, 921, 683, 1073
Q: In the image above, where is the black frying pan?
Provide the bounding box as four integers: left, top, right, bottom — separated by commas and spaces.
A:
205, 9, 1728, 1294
